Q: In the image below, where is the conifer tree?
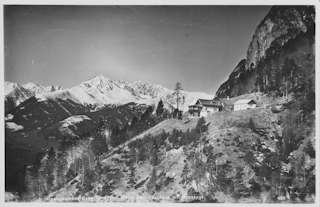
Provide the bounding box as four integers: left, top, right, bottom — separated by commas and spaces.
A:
138, 145, 147, 162
182, 161, 189, 185
46, 147, 56, 191
66, 168, 76, 182
91, 130, 108, 159
172, 109, 179, 119
128, 162, 136, 187
196, 117, 207, 134
156, 99, 164, 115
173, 82, 183, 110
129, 146, 138, 164
178, 110, 183, 120
130, 116, 138, 132
150, 140, 159, 166
139, 106, 154, 132
147, 167, 157, 194
110, 125, 120, 147
55, 148, 68, 188
95, 159, 102, 180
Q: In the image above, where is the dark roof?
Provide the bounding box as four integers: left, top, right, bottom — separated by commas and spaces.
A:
210, 100, 222, 107
189, 104, 203, 107
234, 99, 256, 105
195, 99, 221, 107
197, 99, 213, 105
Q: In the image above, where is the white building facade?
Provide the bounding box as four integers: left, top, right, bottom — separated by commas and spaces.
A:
189, 99, 221, 118
234, 99, 257, 111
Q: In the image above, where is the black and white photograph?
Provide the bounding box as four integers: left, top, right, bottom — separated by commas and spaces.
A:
3, 0, 318, 204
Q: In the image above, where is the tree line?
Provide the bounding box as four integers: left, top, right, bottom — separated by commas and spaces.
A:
254, 28, 315, 114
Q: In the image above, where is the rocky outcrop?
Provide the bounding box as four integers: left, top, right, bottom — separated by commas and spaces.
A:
245, 6, 314, 70
216, 6, 315, 98
214, 59, 246, 98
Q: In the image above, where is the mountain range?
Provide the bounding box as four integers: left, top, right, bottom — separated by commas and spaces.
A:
5, 75, 213, 115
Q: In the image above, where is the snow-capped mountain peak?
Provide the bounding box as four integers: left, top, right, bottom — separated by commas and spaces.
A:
4, 82, 33, 112
81, 75, 116, 91
22, 82, 40, 89
71, 75, 139, 105
22, 82, 64, 95
116, 79, 129, 85
5, 81, 19, 95
5, 76, 214, 112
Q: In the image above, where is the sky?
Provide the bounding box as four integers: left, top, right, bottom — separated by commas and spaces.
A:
4, 5, 271, 94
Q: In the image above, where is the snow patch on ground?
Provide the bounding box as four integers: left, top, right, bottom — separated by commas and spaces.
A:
58, 115, 90, 137
5, 114, 14, 121
68, 86, 101, 105
139, 94, 153, 99
60, 115, 91, 126
43, 90, 80, 103
35, 94, 48, 102
135, 97, 159, 106
6, 122, 24, 131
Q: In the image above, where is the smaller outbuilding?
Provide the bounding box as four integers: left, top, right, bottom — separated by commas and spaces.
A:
234, 99, 257, 111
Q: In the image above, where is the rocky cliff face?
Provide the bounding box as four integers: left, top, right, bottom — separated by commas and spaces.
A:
216, 6, 315, 98
245, 6, 314, 70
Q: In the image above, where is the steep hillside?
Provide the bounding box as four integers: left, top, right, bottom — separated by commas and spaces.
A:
39, 106, 315, 203
5, 102, 149, 194
5, 96, 90, 131
216, 6, 315, 98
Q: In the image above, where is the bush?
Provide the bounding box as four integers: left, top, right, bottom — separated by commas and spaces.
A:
99, 183, 113, 196
146, 168, 157, 194
303, 140, 315, 158
173, 109, 179, 119
79, 183, 93, 196
66, 168, 76, 182
166, 143, 172, 151
187, 187, 200, 197
196, 117, 207, 133
102, 165, 111, 174
271, 105, 282, 113
248, 117, 256, 131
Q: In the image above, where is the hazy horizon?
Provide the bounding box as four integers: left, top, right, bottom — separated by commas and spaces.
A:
4, 5, 271, 94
